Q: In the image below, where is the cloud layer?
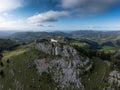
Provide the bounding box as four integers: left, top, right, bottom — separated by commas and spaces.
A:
27, 10, 69, 24
0, 0, 120, 31
0, 10, 61, 30
0, 0, 23, 12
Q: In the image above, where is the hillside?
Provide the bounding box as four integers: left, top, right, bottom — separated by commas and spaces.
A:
0, 42, 92, 90
0, 39, 19, 51
0, 39, 113, 90
1, 31, 120, 89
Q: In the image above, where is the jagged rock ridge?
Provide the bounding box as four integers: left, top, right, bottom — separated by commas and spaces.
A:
107, 70, 120, 89
35, 42, 93, 90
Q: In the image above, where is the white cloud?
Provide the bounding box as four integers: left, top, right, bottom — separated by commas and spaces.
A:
0, 18, 26, 30
0, 11, 58, 30
27, 10, 69, 24
0, 0, 23, 12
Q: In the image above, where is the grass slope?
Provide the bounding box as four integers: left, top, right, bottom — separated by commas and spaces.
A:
71, 42, 89, 47
82, 58, 110, 90
100, 46, 120, 53
2, 45, 30, 62
0, 44, 56, 90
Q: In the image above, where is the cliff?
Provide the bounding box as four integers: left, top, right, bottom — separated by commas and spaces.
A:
35, 42, 93, 90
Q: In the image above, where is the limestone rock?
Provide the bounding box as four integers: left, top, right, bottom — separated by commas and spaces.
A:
108, 70, 120, 88
35, 42, 93, 90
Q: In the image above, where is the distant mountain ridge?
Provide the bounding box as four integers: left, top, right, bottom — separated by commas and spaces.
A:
9, 30, 120, 39
0, 31, 16, 38
8, 30, 120, 47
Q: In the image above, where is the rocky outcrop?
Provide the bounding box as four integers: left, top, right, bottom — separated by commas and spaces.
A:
35, 42, 93, 90
35, 58, 92, 90
36, 43, 79, 59
107, 70, 120, 89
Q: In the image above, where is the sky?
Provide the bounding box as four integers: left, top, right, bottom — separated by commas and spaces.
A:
0, 0, 120, 31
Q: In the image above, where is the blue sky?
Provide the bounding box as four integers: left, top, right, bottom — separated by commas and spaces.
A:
0, 0, 120, 31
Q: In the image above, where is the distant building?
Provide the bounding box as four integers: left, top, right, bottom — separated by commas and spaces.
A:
51, 39, 58, 43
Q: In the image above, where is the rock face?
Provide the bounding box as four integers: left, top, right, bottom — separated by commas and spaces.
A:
36, 43, 79, 59
108, 70, 120, 88
35, 42, 92, 90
